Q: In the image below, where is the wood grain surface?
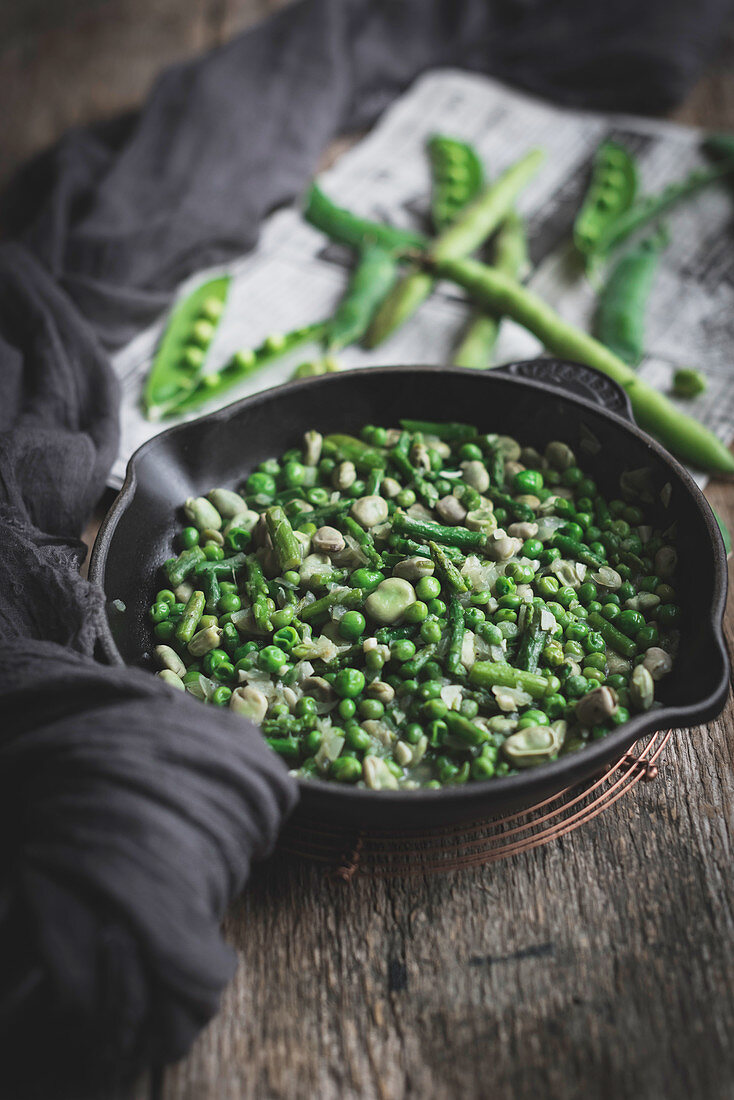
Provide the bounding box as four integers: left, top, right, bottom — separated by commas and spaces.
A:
3, 3, 734, 1099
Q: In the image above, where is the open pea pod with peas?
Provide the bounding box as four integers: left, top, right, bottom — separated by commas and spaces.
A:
143, 275, 231, 420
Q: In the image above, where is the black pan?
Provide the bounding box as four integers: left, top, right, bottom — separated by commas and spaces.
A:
90, 361, 730, 827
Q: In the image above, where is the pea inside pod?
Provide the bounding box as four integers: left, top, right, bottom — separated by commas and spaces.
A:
143, 274, 231, 419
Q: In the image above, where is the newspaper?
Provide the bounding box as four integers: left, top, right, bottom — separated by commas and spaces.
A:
111, 69, 734, 489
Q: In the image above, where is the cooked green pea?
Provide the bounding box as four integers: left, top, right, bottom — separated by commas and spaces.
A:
404, 600, 428, 623
334, 668, 366, 698
258, 645, 288, 672
416, 575, 441, 600
513, 469, 543, 494
339, 610, 367, 641
420, 618, 443, 644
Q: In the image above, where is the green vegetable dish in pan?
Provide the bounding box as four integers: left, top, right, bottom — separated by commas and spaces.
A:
148, 420, 679, 790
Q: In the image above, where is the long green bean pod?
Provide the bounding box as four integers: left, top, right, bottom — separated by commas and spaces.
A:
452, 210, 528, 368
324, 243, 399, 351
429, 254, 734, 473
364, 148, 544, 348
595, 226, 668, 366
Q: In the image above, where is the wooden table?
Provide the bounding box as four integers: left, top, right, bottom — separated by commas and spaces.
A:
4, 4, 733, 1098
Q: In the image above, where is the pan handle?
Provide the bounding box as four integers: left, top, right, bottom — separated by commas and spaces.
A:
492, 359, 634, 423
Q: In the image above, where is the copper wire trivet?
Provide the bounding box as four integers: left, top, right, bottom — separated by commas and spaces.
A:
278, 731, 671, 879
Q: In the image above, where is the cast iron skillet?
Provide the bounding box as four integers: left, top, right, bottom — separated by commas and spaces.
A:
90, 360, 730, 827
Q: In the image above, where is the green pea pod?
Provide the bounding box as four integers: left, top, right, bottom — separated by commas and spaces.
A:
452, 210, 529, 368
324, 243, 399, 351
143, 275, 231, 419
364, 148, 544, 349
427, 134, 485, 231
595, 226, 669, 366
303, 183, 426, 253
574, 140, 638, 259
428, 253, 734, 474
593, 161, 734, 258
161, 321, 328, 419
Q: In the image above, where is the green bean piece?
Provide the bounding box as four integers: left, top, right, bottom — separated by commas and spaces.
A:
446, 598, 466, 675
400, 644, 437, 679
595, 226, 668, 366
165, 546, 206, 587
293, 500, 352, 528
427, 134, 485, 231
299, 586, 364, 623
387, 535, 463, 563
428, 255, 734, 473
162, 321, 328, 419
303, 183, 426, 253
468, 661, 551, 699
393, 512, 487, 553
429, 541, 468, 595
193, 552, 248, 578
143, 274, 231, 419
452, 210, 529, 368
516, 604, 549, 674
485, 444, 506, 490
550, 536, 603, 569
592, 160, 734, 258
388, 434, 438, 507
342, 516, 382, 568
265, 736, 301, 760
573, 140, 638, 259
265, 506, 302, 573
245, 557, 272, 633
365, 148, 544, 348
587, 611, 637, 658
399, 419, 477, 442
175, 590, 205, 644
485, 487, 535, 523
322, 434, 386, 470
201, 569, 221, 613
325, 243, 399, 351
444, 711, 489, 746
